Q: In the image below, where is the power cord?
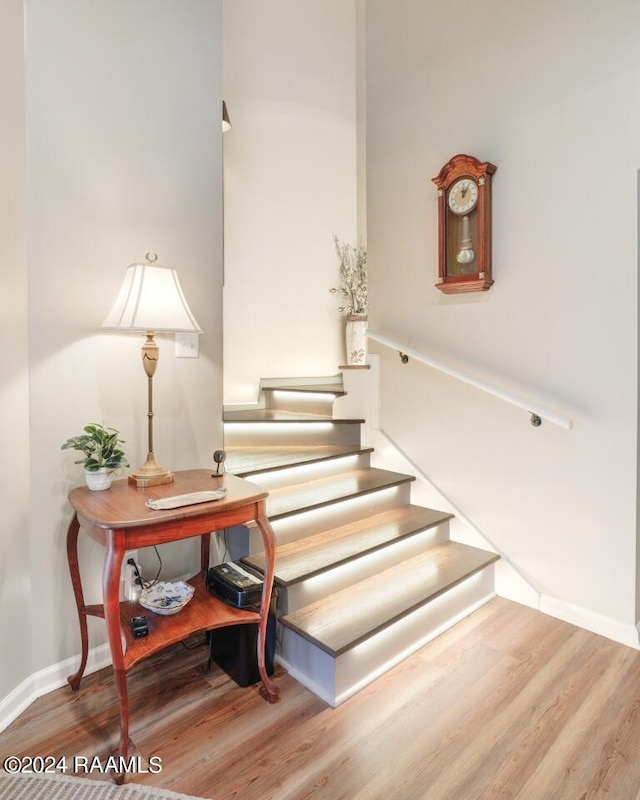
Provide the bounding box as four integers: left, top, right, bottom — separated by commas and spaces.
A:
128, 545, 163, 591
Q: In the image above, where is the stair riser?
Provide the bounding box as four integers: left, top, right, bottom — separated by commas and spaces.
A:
224, 421, 362, 448
263, 389, 338, 417
244, 451, 371, 491
278, 521, 451, 614
277, 565, 496, 707
250, 483, 414, 550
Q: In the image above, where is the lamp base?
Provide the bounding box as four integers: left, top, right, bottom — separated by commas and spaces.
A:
128, 454, 174, 488
129, 472, 174, 488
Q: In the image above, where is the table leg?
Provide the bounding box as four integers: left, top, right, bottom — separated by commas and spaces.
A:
103, 532, 130, 773
254, 503, 280, 703
66, 514, 89, 691
200, 531, 211, 573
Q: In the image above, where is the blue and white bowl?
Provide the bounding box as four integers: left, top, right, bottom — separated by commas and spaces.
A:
139, 581, 195, 616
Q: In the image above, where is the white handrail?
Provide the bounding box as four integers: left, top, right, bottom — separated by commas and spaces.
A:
367, 330, 572, 430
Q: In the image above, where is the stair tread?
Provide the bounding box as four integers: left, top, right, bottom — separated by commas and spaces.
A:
224, 409, 363, 423
225, 445, 373, 477
264, 383, 346, 396
265, 467, 415, 520
280, 542, 499, 656
244, 505, 452, 585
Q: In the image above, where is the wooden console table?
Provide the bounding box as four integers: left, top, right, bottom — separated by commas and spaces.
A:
66, 469, 279, 782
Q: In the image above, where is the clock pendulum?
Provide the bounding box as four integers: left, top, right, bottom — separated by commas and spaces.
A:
456, 214, 475, 265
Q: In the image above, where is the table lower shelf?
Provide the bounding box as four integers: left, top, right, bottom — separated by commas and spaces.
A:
84, 572, 261, 671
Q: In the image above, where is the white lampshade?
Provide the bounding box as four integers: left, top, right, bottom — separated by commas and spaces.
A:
103, 260, 202, 333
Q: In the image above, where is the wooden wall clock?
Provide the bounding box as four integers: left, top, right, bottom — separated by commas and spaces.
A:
432, 154, 497, 293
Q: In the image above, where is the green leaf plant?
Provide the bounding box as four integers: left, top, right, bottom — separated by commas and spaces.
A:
61, 423, 129, 473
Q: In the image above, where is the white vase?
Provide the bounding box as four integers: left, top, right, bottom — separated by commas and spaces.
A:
85, 468, 112, 491
345, 315, 368, 366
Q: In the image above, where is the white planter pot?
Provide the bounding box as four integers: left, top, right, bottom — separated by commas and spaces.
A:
85, 468, 112, 491
345, 316, 368, 366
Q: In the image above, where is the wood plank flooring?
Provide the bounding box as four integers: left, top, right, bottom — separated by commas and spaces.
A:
2, 598, 640, 800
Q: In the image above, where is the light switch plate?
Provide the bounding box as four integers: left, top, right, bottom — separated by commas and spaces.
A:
175, 332, 199, 358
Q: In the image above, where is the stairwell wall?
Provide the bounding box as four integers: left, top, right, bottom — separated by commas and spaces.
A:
222, 0, 359, 406
0, 0, 224, 730
364, 1, 640, 642
0, 0, 32, 719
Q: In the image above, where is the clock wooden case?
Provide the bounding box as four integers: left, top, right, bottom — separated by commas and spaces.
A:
432, 154, 497, 294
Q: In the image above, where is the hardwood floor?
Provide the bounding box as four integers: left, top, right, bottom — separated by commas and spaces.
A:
3, 598, 640, 800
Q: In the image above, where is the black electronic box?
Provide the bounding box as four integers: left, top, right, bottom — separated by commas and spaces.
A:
206, 560, 266, 609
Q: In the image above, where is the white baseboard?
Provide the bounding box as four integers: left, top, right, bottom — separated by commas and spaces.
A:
0, 644, 112, 734
539, 594, 640, 649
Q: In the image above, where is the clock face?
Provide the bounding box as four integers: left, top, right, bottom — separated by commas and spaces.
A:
447, 178, 479, 215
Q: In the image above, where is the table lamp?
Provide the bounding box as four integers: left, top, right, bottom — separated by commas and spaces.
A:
102, 252, 203, 487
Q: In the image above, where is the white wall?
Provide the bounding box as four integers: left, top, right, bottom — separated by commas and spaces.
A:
365, 1, 640, 636
1, 0, 223, 719
0, 0, 32, 711
222, 0, 358, 405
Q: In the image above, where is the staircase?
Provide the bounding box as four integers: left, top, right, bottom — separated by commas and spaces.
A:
223, 375, 499, 706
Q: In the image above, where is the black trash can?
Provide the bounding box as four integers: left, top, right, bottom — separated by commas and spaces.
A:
206, 561, 277, 687
208, 599, 277, 687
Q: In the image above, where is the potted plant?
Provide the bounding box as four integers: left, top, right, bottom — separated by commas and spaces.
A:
61, 423, 129, 491
329, 235, 368, 365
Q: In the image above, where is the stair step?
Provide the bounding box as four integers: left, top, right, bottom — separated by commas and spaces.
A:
262, 384, 347, 415
280, 542, 499, 657
264, 383, 346, 396
244, 505, 452, 586
265, 467, 415, 521
224, 411, 363, 448
225, 445, 373, 478
224, 409, 363, 423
